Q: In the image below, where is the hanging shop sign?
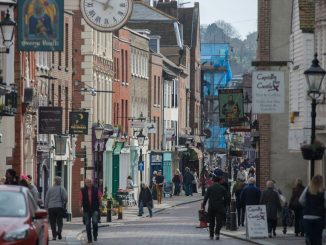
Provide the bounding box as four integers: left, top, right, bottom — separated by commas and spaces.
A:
252, 71, 284, 114
39, 106, 62, 134
69, 111, 89, 135
218, 89, 244, 127
146, 122, 157, 134
17, 0, 64, 51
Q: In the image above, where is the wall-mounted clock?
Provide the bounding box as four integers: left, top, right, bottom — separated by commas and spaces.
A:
80, 0, 133, 32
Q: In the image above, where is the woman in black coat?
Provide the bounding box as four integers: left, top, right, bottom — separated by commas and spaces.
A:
260, 180, 282, 238
138, 183, 153, 217
289, 178, 305, 236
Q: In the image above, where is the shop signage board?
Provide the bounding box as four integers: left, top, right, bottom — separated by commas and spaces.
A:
246, 205, 268, 239
39, 106, 62, 134
130, 120, 145, 128
146, 122, 157, 134
18, 0, 64, 51
218, 89, 244, 127
69, 112, 88, 134
138, 161, 144, 172
252, 71, 284, 113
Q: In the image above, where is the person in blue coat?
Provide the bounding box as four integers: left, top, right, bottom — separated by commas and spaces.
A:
240, 177, 261, 222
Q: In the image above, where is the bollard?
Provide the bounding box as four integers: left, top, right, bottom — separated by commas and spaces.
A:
118, 198, 123, 220
225, 207, 231, 230
107, 198, 112, 222
230, 198, 237, 231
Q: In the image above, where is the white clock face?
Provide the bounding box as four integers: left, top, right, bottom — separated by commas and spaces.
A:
81, 0, 133, 32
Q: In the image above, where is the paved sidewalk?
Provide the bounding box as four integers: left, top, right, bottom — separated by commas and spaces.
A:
52, 193, 306, 245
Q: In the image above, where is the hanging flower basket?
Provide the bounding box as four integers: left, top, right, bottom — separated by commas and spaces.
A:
300, 140, 325, 160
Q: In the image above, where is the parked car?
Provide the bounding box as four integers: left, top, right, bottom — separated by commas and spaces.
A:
0, 185, 48, 245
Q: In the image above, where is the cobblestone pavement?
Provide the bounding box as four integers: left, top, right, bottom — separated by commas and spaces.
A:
80, 201, 252, 245
49, 192, 307, 245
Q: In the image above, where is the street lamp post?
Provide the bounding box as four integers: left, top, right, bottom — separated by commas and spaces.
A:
199, 132, 206, 169
137, 130, 145, 183
94, 122, 104, 188
304, 53, 326, 180
0, 9, 15, 54
224, 130, 231, 181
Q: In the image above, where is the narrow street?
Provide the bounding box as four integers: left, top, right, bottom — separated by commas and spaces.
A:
77, 201, 252, 245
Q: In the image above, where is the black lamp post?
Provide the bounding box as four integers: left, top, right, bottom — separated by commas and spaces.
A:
199, 132, 206, 175
0, 9, 15, 54
224, 130, 231, 180
94, 121, 104, 189
304, 53, 326, 180
137, 129, 145, 183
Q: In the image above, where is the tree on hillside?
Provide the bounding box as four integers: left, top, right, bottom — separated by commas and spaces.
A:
201, 20, 257, 75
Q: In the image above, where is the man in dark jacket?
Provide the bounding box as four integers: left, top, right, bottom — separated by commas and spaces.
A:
79, 178, 102, 243
203, 175, 230, 240
240, 177, 261, 224
240, 177, 261, 206
138, 183, 153, 217
183, 167, 194, 196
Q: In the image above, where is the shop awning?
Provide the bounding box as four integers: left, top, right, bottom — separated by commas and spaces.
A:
113, 142, 124, 155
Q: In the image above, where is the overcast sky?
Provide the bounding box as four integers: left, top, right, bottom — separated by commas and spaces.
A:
184, 0, 257, 39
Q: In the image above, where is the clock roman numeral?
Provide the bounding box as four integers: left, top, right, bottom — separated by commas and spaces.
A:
105, 18, 109, 25
86, 2, 93, 7
118, 11, 124, 16
119, 3, 126, 7
88, 10, 96, 17
113, 17, 117, 23
95, 16, 101, 23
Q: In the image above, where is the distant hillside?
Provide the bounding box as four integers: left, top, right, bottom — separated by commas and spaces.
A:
201, 21, 257, 76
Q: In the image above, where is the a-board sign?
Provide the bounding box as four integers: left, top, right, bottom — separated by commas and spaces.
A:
246, 205, 268, 239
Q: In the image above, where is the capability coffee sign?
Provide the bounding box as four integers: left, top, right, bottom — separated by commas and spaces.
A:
246, 205, 268, 239
252, 71, 284, 113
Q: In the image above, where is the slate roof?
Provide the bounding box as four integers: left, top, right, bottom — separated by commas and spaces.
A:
129, 1, 177, 22
127, 1, 179, 46
298, 0, 315, 33
178, 3, 200, 48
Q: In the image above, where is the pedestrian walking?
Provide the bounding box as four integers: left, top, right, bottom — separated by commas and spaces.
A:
199, 171, 207, 196
172, 169, 182, 196
126, 175, 134, 189
299, 174, 326, 245
138, 183, 153, 217
232, 178, 245, 226
155, 170, 164, 204
20, 175, 41, 205
289, 178, 305, 237
45, 176, 68, 241
240, 177, 261, 223
203, 175, 229, 240
4, 168, 19, 185
236, 166, 247, 182
192, 170, 198, 193
79, 178, 102, 243
259, 180, 282, 238
151, 171, 157, 200
183, 167, 195, 196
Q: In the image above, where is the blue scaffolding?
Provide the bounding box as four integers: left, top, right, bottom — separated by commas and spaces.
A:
201, 43, 233, 152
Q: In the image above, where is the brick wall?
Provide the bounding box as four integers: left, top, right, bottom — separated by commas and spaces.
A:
71, 9, 85, 216
256, 0, 272, 190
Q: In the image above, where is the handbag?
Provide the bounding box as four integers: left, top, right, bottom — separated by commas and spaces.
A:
60, 187, 68, 218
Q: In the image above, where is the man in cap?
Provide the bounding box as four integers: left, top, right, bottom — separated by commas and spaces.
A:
203, 175, 230, 240
155, 170, 164, 204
